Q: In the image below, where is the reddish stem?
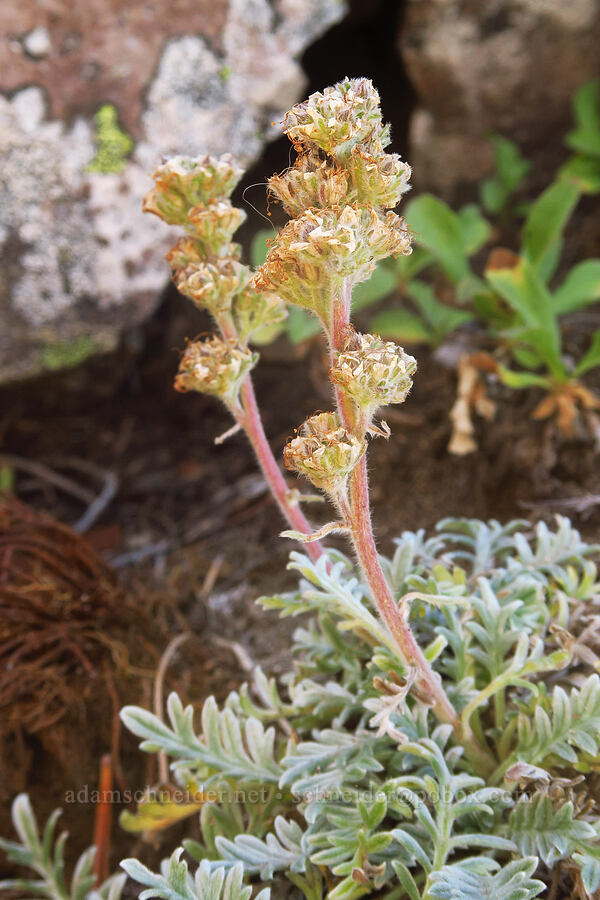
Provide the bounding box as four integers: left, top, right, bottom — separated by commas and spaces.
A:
238, 377, 323, 563
93, 754, 113, 886
217, 315, 323, 562
330, 283, 458, 727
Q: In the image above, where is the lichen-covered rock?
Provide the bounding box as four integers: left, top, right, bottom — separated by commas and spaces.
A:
400, 0, 600, 197
0, 0, 345, 383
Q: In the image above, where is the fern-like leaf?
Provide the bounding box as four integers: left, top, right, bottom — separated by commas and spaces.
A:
428, 856, 545, 900
121, 851, 269, 900
516, 674, 600, 767
509, 792, 597, 864
120, 694, 282, 783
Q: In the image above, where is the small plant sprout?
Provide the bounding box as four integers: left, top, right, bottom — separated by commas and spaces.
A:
0, 794, 126, 900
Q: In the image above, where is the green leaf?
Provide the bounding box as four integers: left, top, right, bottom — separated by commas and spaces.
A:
351, 263, 397, 311
122, 852, 270, 900
457, 204, 492, 255
407, 280, 474, 342
566, 80, 600, 157
391, 863, 420, 900
485, 258, 560, 366
428, 857, 545, 900
286, 308, 321, 344
574, 847, 600, 894
553, 260, 600, 314
574, 330, 600, 377
559, 154, 600, 194
406, 194, 470, 282
390, 246, 434, 282
370, 308, 432, 344
503, 325, 566, 378
250, 229, 272, 268
516, 674, 600, 768
480, 135, 532, 216
496, 366, 551, 390
509, 792, 596, 865
120, 694, 282, 783
521, 179, 581, 279
215, 818, 307, 880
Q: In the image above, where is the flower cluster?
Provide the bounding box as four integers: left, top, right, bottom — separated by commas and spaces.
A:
175, 260, 250, 316
331, 331, 417, 420
174, 336, 257, 411
283, 412, 366, 495
253, 206, 410, 318
143, 155, 243, 226
143, 152, 289, 409
281, 77, 387, 160
254, 77, 412, 319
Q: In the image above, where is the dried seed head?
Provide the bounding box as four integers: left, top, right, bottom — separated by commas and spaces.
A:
187, 200, 246, 255
142, 154, 244, 225
175, 260, 250, 315
282, 77, 387, 160
252, 205, 411, 315
174, 336, 257, 409
283, 411, 366, 493
233, 288, 287, 342
165, 237, 205, 273
345, 144, 412, 209
331, 331, 417, 415
268, 153, 350, 216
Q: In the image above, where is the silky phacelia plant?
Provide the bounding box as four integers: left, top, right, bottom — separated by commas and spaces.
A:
3, 78, 600, 900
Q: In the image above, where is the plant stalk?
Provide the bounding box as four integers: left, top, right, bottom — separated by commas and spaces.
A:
238, 377, 323, 563
217, 314, 323, 563
328, 283, 459, 726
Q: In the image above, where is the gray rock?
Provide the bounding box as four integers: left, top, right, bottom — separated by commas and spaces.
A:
0, 0, 345, 383
400, 0, 600, 197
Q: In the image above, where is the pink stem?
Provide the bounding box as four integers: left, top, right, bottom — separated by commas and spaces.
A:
330, 283, 458, 726
238, 378, 323, 563
216, 313, 323, 562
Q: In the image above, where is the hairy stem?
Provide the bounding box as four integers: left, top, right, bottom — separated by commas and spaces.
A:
238, 377, 323, 563
330, 282, 458, 727
216, 314, 323, 562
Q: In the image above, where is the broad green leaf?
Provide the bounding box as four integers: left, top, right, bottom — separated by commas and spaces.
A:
503, 325, 566, 378
559, 154, 600, 194
351, 263, 397, 310
566, 80, 600, 158
552, 259, 600, 314
485, 256, 558, 336
406, 194, 470, 283
574, 331, 600, 377
521, 179, 581, 278
496, 365, 551, 390
286, 308, 321, 344
370, 308, 432, 344
480, 134, 531, 215
480, 180, 504, 216
390, 246, 434, 282
250, 229, 272, 268
407, 280, 474, 341
472, 289, 516, 328
457, 204, 492, 255
249, 322, 286, 345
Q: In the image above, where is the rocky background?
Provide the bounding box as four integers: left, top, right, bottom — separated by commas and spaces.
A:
1, 0, 599, 383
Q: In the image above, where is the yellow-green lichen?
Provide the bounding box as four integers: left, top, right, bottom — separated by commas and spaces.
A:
87, 104, 134, 174
40, 337, 97, 371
